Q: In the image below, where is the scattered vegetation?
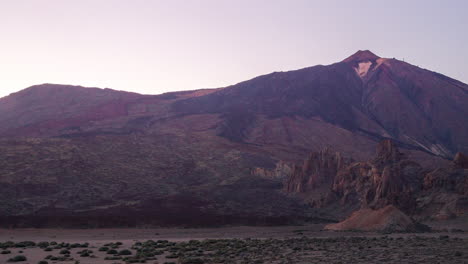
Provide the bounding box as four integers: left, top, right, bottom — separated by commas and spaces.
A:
0, 235, 467, 263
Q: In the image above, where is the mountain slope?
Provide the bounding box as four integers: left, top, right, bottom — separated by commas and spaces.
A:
172, 50, 468, 157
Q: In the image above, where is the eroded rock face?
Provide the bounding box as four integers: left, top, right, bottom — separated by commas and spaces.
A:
285, 148, 348, 193
454, 152, 468, 169
285, 140, 468, 221
252, 161, 293, 180
418, 153, 468, 219
332, 140, 423, 212
283, 140, 424, 212
422, 152, 468, 195
423, 168, 467, 195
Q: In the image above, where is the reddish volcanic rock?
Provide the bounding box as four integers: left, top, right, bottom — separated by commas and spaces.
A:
324, 205, 425, 232
332, 140, 423, 212
284, 140, 468, 221
285, 148, 348, 193
422, 152, 468, 198
374, 139, 403, 163
454, 152, 468, 169
284, 140, 428, 213
343, 50, 380, 63
423, 168, 467, 195
252, 161, 293, 180
421, 153, 468, 208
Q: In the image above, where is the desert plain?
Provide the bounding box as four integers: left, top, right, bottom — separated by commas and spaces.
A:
1, 221, 468, 264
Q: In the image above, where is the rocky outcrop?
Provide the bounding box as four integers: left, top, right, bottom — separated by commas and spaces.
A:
422, 151, 468, 195
454, 152, 468, 169
423, 167, 467, 195
285, 148, 347, 193
417, 152, 468, 220
252, 161, 293, 180
325, 205, 428, 232
332, 140, 423, 212
285, 140, 468, 222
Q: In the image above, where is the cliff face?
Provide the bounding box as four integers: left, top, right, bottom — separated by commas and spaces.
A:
285, 139, 468, 221
285, 148, 348, 193
252, 161, 293, 180
454, 152, 468, 169
419, 152, 468, 220
332, 140, 423, 212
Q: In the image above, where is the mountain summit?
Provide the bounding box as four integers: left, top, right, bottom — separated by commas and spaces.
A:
343, 49, 381, 63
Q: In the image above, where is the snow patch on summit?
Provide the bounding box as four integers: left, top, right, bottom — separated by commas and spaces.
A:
354, 61, 373, 78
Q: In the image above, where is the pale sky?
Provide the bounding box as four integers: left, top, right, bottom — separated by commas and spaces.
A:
1, 0, 467, 98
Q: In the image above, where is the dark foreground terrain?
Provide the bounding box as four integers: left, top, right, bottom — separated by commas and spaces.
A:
1, 225, 467, 264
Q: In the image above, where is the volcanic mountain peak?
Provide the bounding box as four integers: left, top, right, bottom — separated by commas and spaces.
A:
343, 50, 380, 63
2, 83, 143, 104
4, 83, 103, 99
21, 83, 94, 92
18, 83, 136, 95
342, 50, 382, 78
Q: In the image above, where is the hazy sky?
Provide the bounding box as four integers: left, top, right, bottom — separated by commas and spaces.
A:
1, 0, 467, 97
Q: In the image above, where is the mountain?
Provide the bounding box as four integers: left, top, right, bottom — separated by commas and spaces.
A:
0, 50, 467, 227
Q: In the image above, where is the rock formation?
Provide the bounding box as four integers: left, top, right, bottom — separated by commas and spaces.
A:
418, 152, 468, 220
332, 139, 423, 212
285, 148, 347, 193
286, 139, 468, 223
325, 205, 427, 232
454, 152, 468, 169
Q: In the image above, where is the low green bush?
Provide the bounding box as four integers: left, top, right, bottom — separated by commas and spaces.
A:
37, 242, 49, 248
181, 258, 205, 264
107, 249, 118, 254
59, 249, 70, 254
15, 241, 35, 248
119, 249, 132, 255
7, 255, 27, 262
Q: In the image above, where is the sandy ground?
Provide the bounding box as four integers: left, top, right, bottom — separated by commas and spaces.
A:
1, 224, 467, 264
1, 225, 327, 243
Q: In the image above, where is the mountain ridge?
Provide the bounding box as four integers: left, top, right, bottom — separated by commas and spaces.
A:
0, 50, 466, 227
